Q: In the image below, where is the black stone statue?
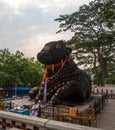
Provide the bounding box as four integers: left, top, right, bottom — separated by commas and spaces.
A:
29, 40, 91, 106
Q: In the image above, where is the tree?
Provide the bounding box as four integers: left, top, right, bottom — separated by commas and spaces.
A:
55, 0, 115, 86
0, 49, 43, 89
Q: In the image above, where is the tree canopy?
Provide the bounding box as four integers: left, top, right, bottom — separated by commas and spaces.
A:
55, 0, 115, 86
0, 49, 43, 89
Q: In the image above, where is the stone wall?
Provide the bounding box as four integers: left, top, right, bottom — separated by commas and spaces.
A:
0, 110, 105, 130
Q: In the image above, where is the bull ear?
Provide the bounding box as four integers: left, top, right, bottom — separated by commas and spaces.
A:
65, 47, 72, 56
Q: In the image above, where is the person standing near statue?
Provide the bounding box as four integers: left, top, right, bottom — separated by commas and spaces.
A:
30, 98, 40, 117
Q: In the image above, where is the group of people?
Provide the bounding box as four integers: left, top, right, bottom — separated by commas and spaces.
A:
29, 98, 41, 117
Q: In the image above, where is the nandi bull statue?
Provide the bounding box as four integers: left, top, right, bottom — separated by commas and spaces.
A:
29, 40, 91, 106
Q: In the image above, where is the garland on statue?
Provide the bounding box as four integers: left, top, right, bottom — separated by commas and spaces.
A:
41, 57, 70, 102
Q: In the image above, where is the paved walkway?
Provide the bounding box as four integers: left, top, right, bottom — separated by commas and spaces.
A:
97, 99, 115, 130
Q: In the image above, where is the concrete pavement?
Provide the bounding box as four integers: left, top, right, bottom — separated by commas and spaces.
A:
97, 99, 115, 130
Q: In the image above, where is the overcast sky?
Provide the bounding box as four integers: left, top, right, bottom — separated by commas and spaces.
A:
0, 0, 92, 58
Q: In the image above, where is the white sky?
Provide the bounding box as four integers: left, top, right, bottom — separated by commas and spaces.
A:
0, 0, 92, 59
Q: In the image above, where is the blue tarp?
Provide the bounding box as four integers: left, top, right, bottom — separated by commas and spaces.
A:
8, 87, 31, 91
8, 87, 31, 98
10, 109, 29, 115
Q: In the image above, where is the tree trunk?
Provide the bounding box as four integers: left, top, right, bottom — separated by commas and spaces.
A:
100, 69, 105, 86
97, 49, 107, 86
100, 60, 107, 86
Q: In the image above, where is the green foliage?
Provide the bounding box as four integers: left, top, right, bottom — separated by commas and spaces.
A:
106, 76, 115, 84
0, 49, 43, 89
55, 0, 115, 86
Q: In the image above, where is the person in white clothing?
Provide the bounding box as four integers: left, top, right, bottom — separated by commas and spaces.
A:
30, 98, 39, 117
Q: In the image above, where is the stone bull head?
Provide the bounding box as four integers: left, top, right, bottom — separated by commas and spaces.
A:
37, 40, 72, 65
